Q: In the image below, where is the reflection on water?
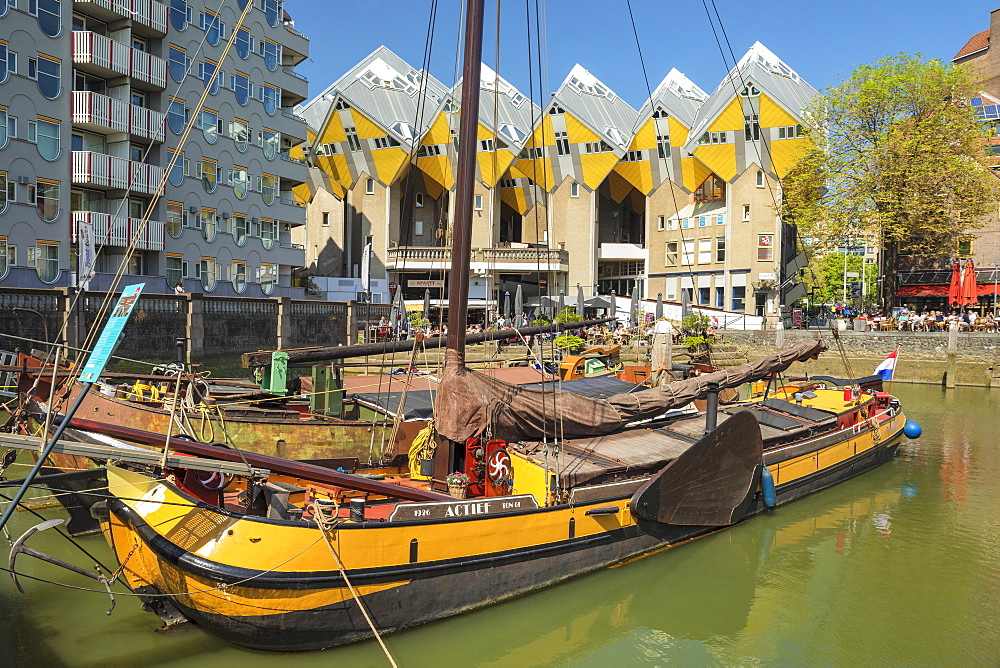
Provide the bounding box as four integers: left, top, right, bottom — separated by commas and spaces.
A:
2, 384, 1000, 665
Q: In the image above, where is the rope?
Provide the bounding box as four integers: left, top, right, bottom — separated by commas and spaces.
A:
311, 500, 397, 667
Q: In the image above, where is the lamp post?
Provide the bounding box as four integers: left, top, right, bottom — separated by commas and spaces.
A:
992, 258, 999, 316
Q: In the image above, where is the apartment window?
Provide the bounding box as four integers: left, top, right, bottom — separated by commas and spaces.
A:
129, 144, 145, 163
261, 173, 276, 204
414, 220, 424, 236
201, 158, 217, 192
263, 0, 282, 27
166, 201, 183, 238
198, 109, 218, 143
756, 170, 764, 188
200, 11, 220, 46
715, 287, 725, 308
681, 240, 694, 265
233, 71, 250, 106
474, 194, 483, 211
657, 216, 664, 231
0, 107, 6, 147
201, 58, 219, 95
365, 177, 374, 195
36, 0, 62, 38
739, 83, 760, 97
35, 179, 59, 221
681, 217, 692, 229
260, 219, 276, 248
716, 237, 726, 262
958, 238, 974, 256
732, 285, 746, 311
584, 141, 612, 153
757, 234, 773, 261
777, 125, 802, 139
372, 135, 398, 150
235, 27, 251, 60
130, 89, 146, 109
0, 237, 10, 278
665, 241, 678, 267
261, 84, 278, 115
168, 45, 187, 83
555, 131, 570, 156
169, 0, 188, 32
131, 35, 147, 52
744, 114, 760, 141
230, 261, 247, 292
232, 215, 247, 245
413, 193, 424, 208
74, 70, 106, 94
167, 98, 187, 134
231, 166, 248, 199
698, 238, 712, 264
198, 257, 217, 291
6, 50, 17, 79
699, 216, 707, 227
0, 172, 6, 211
36, 54, 60, 99
29, 241, 59, 283
258, 263, 276, 295
231, 119, 249, 152
346, 127, 362, 152
262, 39, 281, 72
35, 117, 60, 161
0, 42, 9, 84
321, 211, 330, 226
656, 134, 670, 159
166, 255, 183, 287
571, 182, 579, 198
698, 287, 710, 305
201, 208, 216, 241
742, 204, 751, 221
667, 217, 678, 231
167, 149, 184, 186
480, 138, 494, 152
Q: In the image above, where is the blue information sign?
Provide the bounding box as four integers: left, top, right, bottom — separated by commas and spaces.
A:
79, 283, 145, 383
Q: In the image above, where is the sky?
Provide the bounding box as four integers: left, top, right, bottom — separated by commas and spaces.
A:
288, 0, 1000, 108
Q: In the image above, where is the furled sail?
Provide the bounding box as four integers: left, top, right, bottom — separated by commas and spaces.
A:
435, 338, 827, 442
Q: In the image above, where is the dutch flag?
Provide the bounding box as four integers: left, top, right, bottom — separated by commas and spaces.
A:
874, 350, 898, 382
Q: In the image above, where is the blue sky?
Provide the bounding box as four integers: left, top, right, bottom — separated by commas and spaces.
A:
289, 0, 999, 107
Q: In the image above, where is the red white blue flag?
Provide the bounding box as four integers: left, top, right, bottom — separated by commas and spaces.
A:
874, 349, 898, 382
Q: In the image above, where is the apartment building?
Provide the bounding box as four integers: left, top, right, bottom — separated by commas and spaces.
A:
297, 42, 815, 323
0, 0, 309, 297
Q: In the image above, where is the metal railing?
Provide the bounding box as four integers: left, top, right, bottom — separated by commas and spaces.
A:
72, 91, 165, 143
74, 0, 168, 34
71, 151, 165, 196
71, 211, 166, 251
72, 31, 167, 88
282, 66, 308, 82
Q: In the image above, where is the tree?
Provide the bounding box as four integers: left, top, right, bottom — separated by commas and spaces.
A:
782, 54, 1000, 306
807, 253, 878, 307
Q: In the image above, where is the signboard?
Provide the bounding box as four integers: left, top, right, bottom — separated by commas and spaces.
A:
388, 281, 397, 291
845, 271, 860, 278
79, 284, 145, 383
758, 272, 777, 281
388, 494, 538, 522
360, 242, 372, 292
407, 279, 444, 289
77, 222, 96, 290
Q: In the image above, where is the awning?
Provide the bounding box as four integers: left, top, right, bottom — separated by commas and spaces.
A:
896, 285, 949, 297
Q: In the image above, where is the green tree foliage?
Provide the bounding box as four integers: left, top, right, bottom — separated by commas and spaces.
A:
554, 307, 582, 324
807, 253, 878, 305
553, 333, 585, 353
783, 54, 999, 259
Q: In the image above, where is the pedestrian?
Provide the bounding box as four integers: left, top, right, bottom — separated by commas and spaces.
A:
174, 281, 185, 294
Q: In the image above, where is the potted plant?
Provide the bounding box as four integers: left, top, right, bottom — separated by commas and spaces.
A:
446, 471, 470, 498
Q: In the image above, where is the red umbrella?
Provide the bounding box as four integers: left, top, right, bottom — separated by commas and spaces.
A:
947, 261, 962, 306
962, 259, 977, 306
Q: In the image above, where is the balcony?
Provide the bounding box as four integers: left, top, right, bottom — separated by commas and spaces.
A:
72, 211, 165, 251
72, 91, 165, 143
387, 246, 569, 272
73, 0, 168, 36
72, 31, 167, 89
72, 151, 165, 196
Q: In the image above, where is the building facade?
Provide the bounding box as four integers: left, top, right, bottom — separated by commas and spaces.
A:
297, 43, 815, 323
0, 0, 309, 298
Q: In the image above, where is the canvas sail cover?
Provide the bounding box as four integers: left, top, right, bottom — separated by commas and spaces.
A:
436, 338, 827, 442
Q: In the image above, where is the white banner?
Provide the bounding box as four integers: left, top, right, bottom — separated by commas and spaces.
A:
360, 241, 372, 293
78, 221, 96, 290
407, 279, 444, 288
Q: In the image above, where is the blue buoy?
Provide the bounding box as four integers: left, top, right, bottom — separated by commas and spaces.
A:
761, 466, 776, 511
903, 419, 922, 439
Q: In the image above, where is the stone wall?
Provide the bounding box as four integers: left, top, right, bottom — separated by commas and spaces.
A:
288, 301, 348, 349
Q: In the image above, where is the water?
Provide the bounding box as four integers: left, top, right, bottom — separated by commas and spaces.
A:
2, 383, 999, 666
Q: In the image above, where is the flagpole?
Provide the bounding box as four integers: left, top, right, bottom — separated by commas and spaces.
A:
887, 347, 899, 395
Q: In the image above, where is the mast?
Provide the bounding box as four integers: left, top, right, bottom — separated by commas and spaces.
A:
445, 0, 486, 360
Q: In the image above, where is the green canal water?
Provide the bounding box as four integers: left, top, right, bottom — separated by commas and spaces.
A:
1, 383, 999, 666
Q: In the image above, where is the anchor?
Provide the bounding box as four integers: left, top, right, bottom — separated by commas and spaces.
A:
8, 518, 118, 615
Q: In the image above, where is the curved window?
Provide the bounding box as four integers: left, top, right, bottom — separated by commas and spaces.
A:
232, 215, 247, 245
261, 174, 276, 205
31, 242, 60, 283
37, 0, 62, 38
167, 150, 185, 186
36, 118, 61, 161
0, 173, 6, 213
198, 109, 218, 143
37, 55, 61, 99
168, 45, 187, 83
202, 59, 219, 95
231, 119, 248, 152
231, 262, 247, 293
234, 71, 249, 106
165, 255, 183, 287
0, 237, 9, 279
264, 0, 282, 27
170, 0, 188, 31
231, 167, 248, 199
166, 201, 184, 238
199, 257, 217, 291
201, 159, 217, 192
258, 263, 276, 294
260, 219, 276, 249
201, 208, 216, 241
35, 179, 60, 221
0, 108, 7, 147
0, 42, 8, 84
201, 12, 220, 46
167, 98, 187, 134
261, 85, 278, 116
235, 27, 250, 60
262, 129, 278, 160
262, 40, 280, 72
